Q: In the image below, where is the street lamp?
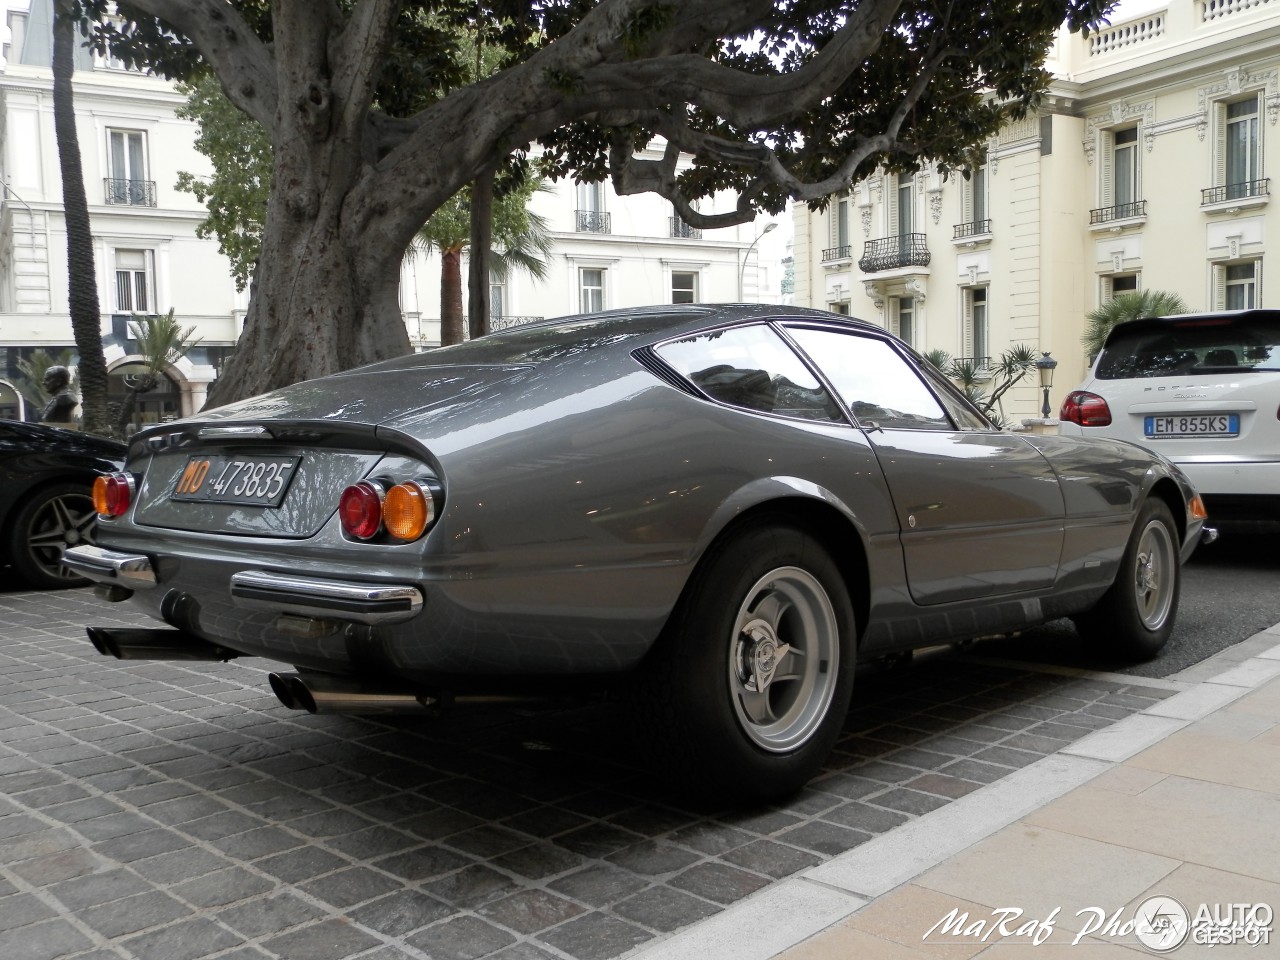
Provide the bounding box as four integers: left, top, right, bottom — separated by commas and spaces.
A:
1036, 351, 1058, 418
738, 222, 778, 301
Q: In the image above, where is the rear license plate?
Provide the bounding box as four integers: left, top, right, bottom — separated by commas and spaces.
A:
1144, 414, 1240, 438
171, 455, 301, 506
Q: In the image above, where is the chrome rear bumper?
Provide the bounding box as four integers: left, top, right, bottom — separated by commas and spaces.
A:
63, 545, 157, 588
230, 570, 424, 625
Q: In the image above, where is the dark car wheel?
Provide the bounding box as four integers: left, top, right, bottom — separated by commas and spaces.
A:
1073, 498, 1180, 661
633, 522, 856, 803
6, 482, 98, 589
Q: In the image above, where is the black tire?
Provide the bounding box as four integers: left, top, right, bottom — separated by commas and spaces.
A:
632, 522, 856, 804
1073, 498, 1181, 661
5, 482, 98, 589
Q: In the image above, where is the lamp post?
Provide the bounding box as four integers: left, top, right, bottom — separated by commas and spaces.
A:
1035, 351, 1058, 418
738, 222, 778, 301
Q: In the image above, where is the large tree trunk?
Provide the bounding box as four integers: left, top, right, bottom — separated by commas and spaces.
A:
205, 180, 411, 407
440, 247, 466, 346
468, 169, 494, 340
52, 2, 110, 436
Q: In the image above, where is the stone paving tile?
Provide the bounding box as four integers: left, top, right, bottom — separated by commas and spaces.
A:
0, 588, 1186, 960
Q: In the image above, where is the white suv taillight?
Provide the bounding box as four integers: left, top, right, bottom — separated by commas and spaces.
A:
1061, 390, 1113, 427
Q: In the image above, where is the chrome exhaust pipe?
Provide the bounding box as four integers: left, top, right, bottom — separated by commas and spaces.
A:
269, 672, 441, 715
86, 627, 239, 662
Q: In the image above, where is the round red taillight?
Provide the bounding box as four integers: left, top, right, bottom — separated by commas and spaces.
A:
93, 473, 135, 517
1060, 390, 1113, 427
339, 481, 384, 540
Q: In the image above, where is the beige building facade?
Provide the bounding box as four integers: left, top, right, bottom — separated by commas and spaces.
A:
793, 0, 1280, 419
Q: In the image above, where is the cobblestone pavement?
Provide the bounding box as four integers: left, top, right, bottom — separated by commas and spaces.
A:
0, 587, 1182, 960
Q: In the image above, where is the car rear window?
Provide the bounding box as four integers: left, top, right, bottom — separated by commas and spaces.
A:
1096, 314, 1280, 379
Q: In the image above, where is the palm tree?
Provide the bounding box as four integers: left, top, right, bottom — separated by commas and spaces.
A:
410, 179, 554, 346
52, 1, 110, 435
1083, 290, 1189, 361
115, 310, 201, 436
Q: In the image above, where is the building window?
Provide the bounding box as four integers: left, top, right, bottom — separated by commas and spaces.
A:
964, 287, 988, 365
489, 273, 506, 319
1217, 261, 1259, 310
575, 182, 610, 233
834, 196, 850, 248
106, 130, 153, 205
1102, 274, 1139, 301
829, 302, 850, 315
1113, 127, 1139, 206
892, 297, 916, 347
1216, 96, 1263, 201
114, 249, 154, 313
672, 271, 697, 304
955, 160, 990, 238
892, 176, 915, 236
579, 268, 604, 312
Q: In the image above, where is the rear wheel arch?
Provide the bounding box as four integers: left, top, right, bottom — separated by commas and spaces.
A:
685, 497, 871, 650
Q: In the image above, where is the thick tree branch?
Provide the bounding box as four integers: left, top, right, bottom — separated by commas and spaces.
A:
119, 0, 277, 130
330, 0, 401, 148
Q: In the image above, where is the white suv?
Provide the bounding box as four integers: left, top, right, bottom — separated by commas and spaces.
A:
1059, 309, 1280, 529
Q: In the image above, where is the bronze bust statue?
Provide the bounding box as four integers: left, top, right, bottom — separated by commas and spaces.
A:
40, 366, 80, 425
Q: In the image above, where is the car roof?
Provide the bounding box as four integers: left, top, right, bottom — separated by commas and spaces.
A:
355, 304, 886, 375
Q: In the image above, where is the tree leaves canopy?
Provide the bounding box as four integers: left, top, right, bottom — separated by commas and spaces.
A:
87, 0, 1119, 232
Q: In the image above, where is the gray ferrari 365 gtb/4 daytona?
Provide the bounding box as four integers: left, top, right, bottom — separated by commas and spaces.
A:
67, 305, 1214, 800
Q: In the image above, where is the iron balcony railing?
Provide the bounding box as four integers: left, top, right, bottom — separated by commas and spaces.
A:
821, 245, 853, 262
1201, 179, 1270, 205
669, 217, 702, 239
858, 234, 931, 273
103, 178, 157, 206
951, 355, 992, 372
952, 219, 993, 239
1089, 200, 1147, 224
575, 209, 611, 233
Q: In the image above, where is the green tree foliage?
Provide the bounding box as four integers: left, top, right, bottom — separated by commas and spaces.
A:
1083, 290, 1190, 361
175, 74, 271, 292
79, 0, 1118, 404
927, 345, 1038, 428
115, 310, 201, 436
410, 177, 554, 345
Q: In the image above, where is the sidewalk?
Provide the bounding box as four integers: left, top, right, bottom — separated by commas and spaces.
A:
630, 623, 1280, 959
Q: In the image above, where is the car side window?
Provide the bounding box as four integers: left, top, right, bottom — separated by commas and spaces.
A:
655, 324, 842, 422
786, 327, 952, 430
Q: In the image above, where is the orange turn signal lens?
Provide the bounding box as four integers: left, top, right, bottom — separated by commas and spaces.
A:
383, 481, 436, 541
1189, 495, 1209, 521
93, 473, 134, 517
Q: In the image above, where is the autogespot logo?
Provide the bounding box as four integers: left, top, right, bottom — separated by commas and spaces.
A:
1133, 896, 1190, 952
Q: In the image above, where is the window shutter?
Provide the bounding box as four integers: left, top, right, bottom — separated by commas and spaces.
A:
960, 174, 973, 225
962, 290, 974, 357
1253, 258, 1262, 307
888, 298, 900, 337
1212, 265, 1226, 310
1214, 102, 1228, 188
886, 181, 898, 237
1099, 131, 1114, 206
